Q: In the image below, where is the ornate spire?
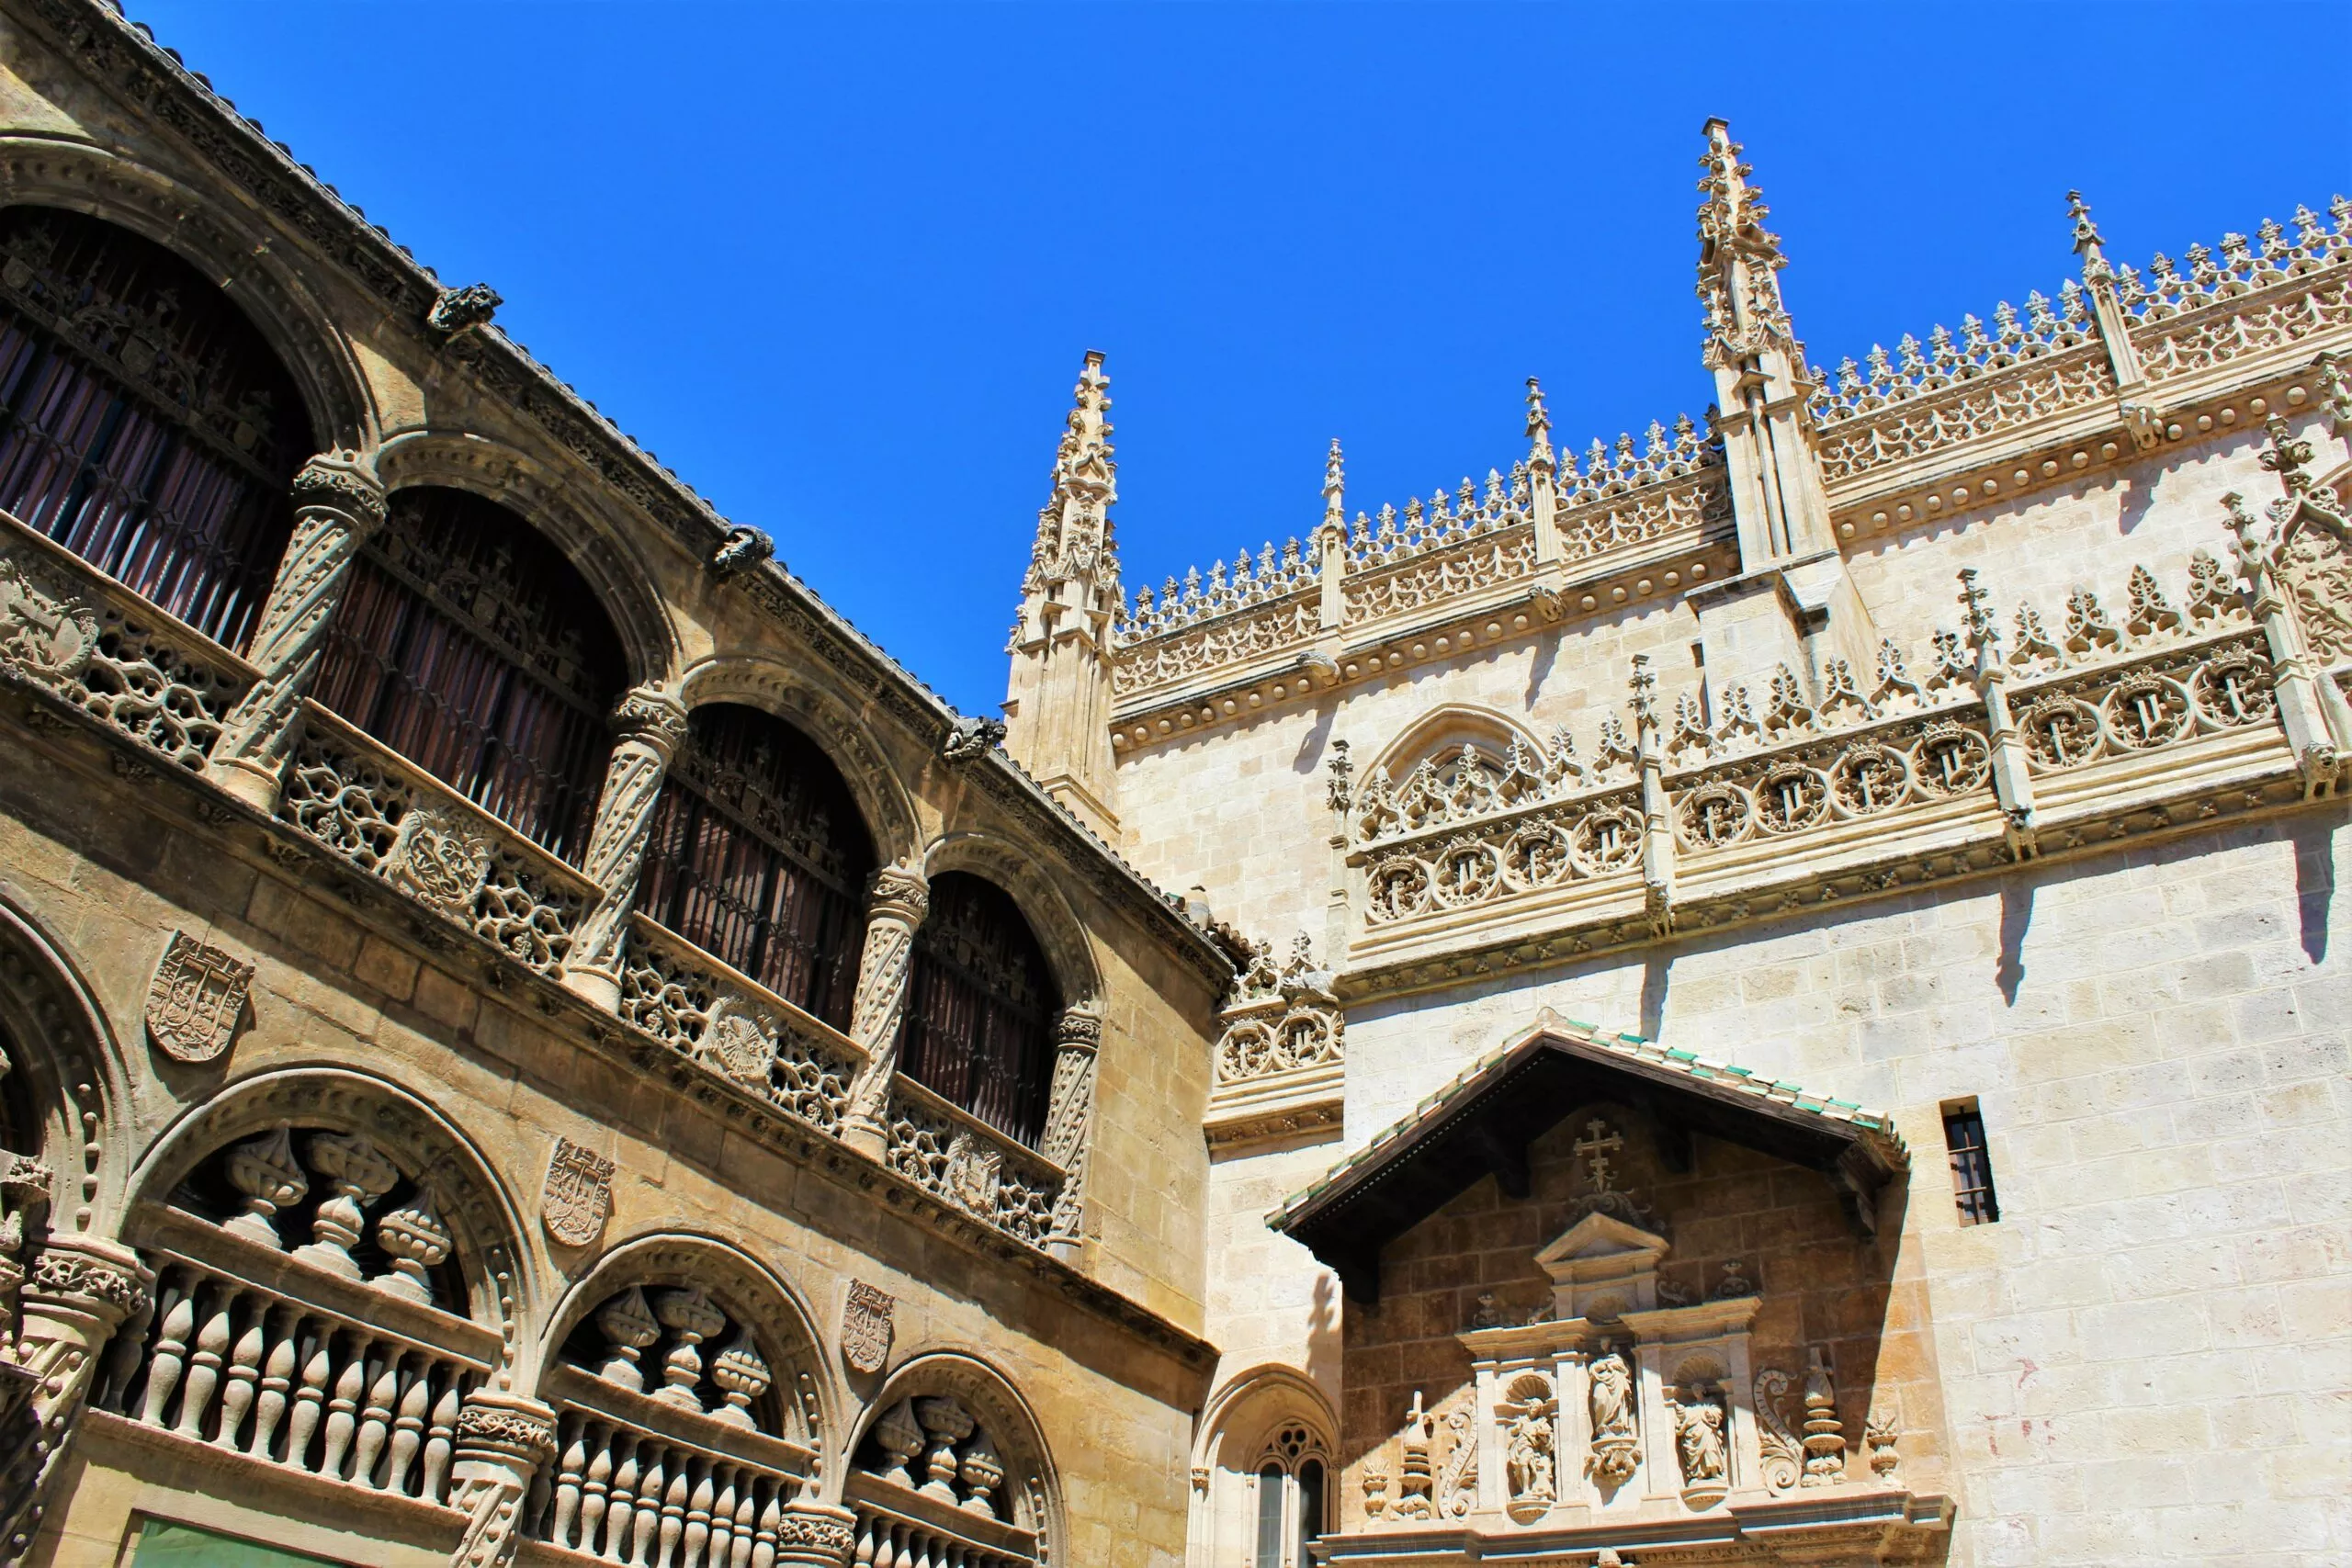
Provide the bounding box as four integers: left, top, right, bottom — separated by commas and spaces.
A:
2067, 189, 2109, 273
1695, 117, 1795, 368
1323, 438, 1346, 528
1028, 350, 1119, 594
1524, 378, 1555, 479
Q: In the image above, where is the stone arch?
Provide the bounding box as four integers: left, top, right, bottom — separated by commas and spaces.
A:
122, 1066, 532, 1346
536, 1231, 834, 1453
918, 832, 1103, 1013
1366, 702, 1546, 781
850, 1348, 1063, 1548
679, 655, 923, 867
373, 430, 682, 691
1193, 1362, 1339, 1475
0, 135, 375, 450
0, 884, 137, 1239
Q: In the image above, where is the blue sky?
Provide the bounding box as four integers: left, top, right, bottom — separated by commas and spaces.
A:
130, 2, 2350, 716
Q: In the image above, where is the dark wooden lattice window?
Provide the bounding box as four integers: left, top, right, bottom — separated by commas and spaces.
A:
311, 486, 624, 863
0, 207, 311, 650
899, 874, 1058, 1148
1942, 1100, 2000, 1225
637, 704, 875, 1029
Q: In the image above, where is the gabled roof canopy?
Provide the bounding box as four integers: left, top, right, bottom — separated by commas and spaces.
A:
1268, 1014, 1909, 1304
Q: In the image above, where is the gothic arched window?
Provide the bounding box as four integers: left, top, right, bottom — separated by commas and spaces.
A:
1251, 1425, 1329, 1568
899, 874, 1057, 1148
637, 704, 875, 1030
310, 486, 625, 863
0, 207, 311, 650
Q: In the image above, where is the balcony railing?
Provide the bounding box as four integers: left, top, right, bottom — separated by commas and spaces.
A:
845, 1472, 1042, 1568
882, 1073, 1068, 1247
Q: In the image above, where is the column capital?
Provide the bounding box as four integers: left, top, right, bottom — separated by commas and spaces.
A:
20, 1234, 151, 1329
452, 1389, 559, 1468
1054, 1007, 1102, 1055
772, 1500, 857, 1567
610, 684, 690, 758
866, 860, 931, 924
291, 448, 388, 532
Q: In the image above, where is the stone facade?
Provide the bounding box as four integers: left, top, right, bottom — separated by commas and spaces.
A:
0, 7, 2346, 1568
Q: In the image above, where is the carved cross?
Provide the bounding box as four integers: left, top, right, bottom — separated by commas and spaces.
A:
1574, 1119, 1623, 1192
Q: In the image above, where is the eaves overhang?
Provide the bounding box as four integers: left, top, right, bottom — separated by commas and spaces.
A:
1267, 1011, 1909, 1304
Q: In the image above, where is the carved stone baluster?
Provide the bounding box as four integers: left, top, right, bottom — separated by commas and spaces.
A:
851, 1516, 877, 1568
446, 1391, 558, 1568
350, 1342, 403, 1486
576, 1424, 615, 1553
632, 1447, 669, 1567
212, 1291, 266, 1449
565, 686, 691, 1010
319, 1335, 369, 1479
172, 1280, 238, 1439
209, 449, 390, 810
422, 1375, 463, 1500
681, 1463, 715, 1567
222, 1126, 307, 1248
604, 1437, 643, 1562
705, 1466, 737, 1567
596, 1286, 662, 1393
727, 1476, 759, 1568
752, 1490, 784, 1568
0, 1237, 151, 1562
840, 864, 931, 1159
292, 1133, 398, 1280
552, 1420, 591, 1548
651, 1289, 726, 1412
283, 1322, 335, 1471
137, 1274, 197, 1427
246, 1303, 298, 1460
385, 1355, 433, 1495
1037, 1007, 1101, 1258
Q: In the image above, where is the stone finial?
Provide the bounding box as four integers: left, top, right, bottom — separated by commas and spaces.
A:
1525, 378, 1555, 476
2066, 189, 2108, 266
1323, 438, 1346, 525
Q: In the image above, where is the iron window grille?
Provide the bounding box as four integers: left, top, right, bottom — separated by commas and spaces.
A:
1942, 1102, 2000, 1225
638, 704, 875, 1031
899, 873, 1057, 1149
0, 207, 311, 651
311, 486, 624, 864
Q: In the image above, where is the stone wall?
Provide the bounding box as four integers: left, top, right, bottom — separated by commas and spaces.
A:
1205, 814, 2348, 1564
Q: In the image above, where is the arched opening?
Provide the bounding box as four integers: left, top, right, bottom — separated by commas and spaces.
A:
310, 485, 627, 863
1192, 1369, 1339, 1568
850, 1353, 1061, 1564
899, 873, 1059, 1148
637, 703, 876, 1030
0, 206, 313, 650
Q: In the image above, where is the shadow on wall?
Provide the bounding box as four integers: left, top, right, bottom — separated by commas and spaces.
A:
2290, 807, 2342, 964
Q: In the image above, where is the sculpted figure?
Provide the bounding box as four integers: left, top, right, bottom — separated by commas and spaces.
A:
1675, 1393, 1727, 1483
1506, 1410, 1555, 1504
1589, 1351, 1634, 1440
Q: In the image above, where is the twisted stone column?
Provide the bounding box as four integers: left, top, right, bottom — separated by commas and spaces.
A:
0, 1235, 153, 1562
1039, 1007, 1102, 1261
840, 863, 930, 1160
562, 686, 690, 1011
446, 1391, 558, 1568
210, 449, 389, 811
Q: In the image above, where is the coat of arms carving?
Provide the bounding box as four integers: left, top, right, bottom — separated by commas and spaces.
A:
386, 806, 492, 921
540, 1136, 616, 1249
944, 1129, 1002, 1216
145, 931, 255, 1064
842, 1279, 895, 1375
705, 997, 778, 1090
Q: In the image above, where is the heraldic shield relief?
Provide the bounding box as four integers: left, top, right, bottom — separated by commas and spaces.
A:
541, 1136, 616, 1248
842, 1279, 896, 1375
144, 931, 254, 1064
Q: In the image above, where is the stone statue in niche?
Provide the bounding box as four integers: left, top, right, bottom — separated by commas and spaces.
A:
1587, 1348, 1640, 1483
1672, 1383, 1729, 1508
1499, 1381, 1557, 1520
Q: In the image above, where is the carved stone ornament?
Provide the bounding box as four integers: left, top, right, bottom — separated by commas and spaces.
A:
539, 1136, 616, 1249
939, 714, 1006, 762
841, 1279, 895, 1375
710, 524, 775, 576
385, 805, 492, 922
705, 996, 778, 1090
0, 554, 98, 686
426, 281, 502, 339
144, 931, 254, 1065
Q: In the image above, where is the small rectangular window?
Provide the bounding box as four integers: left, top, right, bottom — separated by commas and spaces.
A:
1941, 1100, 1999, 1224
